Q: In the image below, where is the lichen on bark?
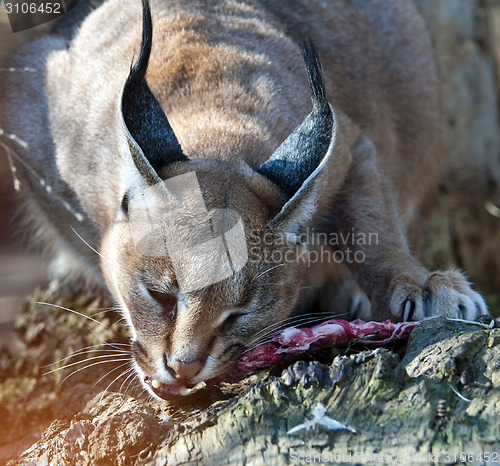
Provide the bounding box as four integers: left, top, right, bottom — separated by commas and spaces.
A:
3, 283, 499, 465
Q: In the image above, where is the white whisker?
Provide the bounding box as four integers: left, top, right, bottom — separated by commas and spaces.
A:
34, 301, 113, 330
57, 358, 131, 386
125, 375, 141, 396
92, 362, 133, 391
118, 369, 138, 396
90, 307, 121, 317
136, 388, 149, 400
45, 348, 131, 368
44, 353, 130, 375
98, 363, 134, 406
251, 263, 285, 283
87, 326, 129, 345
71, 227, 112, 263
246, 314, 335, 350
249, 312, 333, 341
251, 315, 329, 339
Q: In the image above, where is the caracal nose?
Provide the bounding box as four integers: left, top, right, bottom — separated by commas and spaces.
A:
167, 359, 204, 380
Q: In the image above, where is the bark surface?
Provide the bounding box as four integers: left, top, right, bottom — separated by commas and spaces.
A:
1, 283, 499, 465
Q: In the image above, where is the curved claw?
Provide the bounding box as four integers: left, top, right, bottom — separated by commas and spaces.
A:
402, 298, 415, 322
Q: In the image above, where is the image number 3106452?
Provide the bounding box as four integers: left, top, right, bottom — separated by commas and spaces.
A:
2, 0, 80, 33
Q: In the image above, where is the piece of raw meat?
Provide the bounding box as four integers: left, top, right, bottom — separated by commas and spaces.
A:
209, 319, 421, 384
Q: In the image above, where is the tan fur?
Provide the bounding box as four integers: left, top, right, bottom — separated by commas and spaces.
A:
2, 0, 488, 397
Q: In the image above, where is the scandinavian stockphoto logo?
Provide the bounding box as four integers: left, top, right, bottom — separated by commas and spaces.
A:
2, 1, 80, 32
127, 172, 248, 293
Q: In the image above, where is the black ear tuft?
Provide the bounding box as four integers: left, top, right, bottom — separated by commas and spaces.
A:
120, 0, 188, 182
257, 39, 334, 199
301, 38, 330, 113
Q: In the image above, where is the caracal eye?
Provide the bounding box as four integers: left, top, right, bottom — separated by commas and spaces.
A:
147, 289, 177, 313
218, 311, 247, 331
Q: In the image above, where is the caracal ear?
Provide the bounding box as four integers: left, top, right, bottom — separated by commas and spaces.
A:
257, 40, 336, 233
118, 0, 188, 187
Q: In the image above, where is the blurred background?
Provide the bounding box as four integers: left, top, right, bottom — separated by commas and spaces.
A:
0, 0, 500, 349
0, 6, 50, 350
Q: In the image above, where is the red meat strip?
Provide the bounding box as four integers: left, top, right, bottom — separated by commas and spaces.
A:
209, 319, 421, 384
